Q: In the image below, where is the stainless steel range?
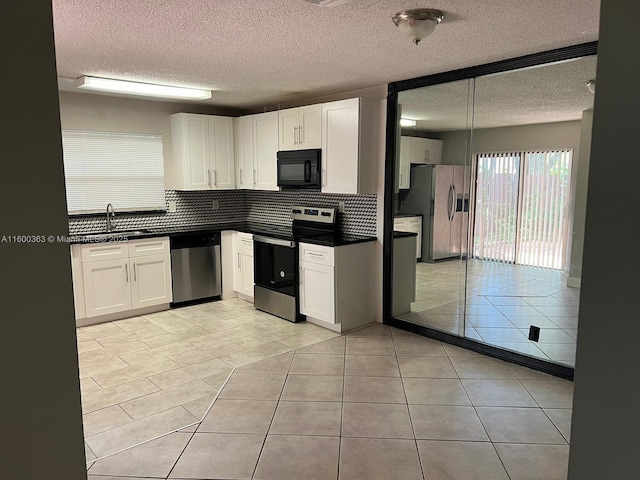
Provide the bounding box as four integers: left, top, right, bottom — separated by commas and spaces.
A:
253, 206, 337, 322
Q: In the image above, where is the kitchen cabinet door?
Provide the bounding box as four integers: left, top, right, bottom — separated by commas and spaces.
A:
253, 111, 279, 191
130, 254, 172, 309
399, 136, 412, 189
208, 115, 235, 190
299, 260, 335, 323
424, 138, 443, 164
171, 113, 236, 190
82, 259, 132, 317
298, 104, 321, 149
278, 108, 300, 151
170, 113, 211, 190
232, 232, 254, 298
234, 115, 254, 189
321, 97, 378, 194
406, 217, 423, 259
410, 137, 428, 164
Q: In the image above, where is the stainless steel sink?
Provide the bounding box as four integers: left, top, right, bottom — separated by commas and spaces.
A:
81, 229, 151, 241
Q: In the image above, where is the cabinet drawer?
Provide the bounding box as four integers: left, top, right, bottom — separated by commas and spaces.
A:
394, 218, 407, 230
128, 237, 170, 257
80, 242, 129, 262
299, 243, 334, 266
238, 232, 253, 249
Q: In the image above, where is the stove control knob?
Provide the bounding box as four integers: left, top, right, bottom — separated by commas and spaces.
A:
280, 271, 285, 278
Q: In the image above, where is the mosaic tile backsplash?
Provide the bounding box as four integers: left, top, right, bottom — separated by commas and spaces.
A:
69, 189, 377, 237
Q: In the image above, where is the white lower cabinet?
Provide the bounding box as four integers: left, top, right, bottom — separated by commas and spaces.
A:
298, 241, 375, 333
72, 237, 172, 323
394, 216, 422, 259
129, 253, 172, 309
299, 258, 335, 324
232, 232, 254, 298
82, 258, 132, 317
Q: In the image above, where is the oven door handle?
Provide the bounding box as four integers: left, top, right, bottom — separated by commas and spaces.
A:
253, 235, 296, 248
304, 160, 311, 182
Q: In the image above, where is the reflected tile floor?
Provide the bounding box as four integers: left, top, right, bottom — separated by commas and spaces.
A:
77, 298, 340, 460
86, 324, 573, 480
400, 259, 579, 367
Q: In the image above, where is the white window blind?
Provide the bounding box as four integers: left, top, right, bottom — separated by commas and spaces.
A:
62, 130, 165, 214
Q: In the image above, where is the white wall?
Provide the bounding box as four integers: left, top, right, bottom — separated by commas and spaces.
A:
439, 120, 582, 166
568, 110, 593, 286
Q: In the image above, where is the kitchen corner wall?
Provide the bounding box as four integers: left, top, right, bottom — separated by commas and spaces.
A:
68, 189, 377, 236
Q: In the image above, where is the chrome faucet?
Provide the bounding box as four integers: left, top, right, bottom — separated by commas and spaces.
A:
106, 203, 116, 232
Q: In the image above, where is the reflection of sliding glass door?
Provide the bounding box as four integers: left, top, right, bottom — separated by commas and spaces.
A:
473, 153, 521, 263
473, 149, 573, 270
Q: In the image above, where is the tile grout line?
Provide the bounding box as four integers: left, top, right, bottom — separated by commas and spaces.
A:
249, 350, 295, 480
337, 333, 347, 480
391, 327, 428, 480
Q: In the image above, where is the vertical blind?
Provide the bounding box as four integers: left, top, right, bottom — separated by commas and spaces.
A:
473, 152, 521, 263
516, 149, 573, 269
62, 130, 165, 214
473, 149, 573, 270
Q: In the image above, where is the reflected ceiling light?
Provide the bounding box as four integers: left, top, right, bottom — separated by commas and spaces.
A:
74, 76, 212, 100
392, 8, 444, 45
585, 78, 596, 94
400, 118, 417, 127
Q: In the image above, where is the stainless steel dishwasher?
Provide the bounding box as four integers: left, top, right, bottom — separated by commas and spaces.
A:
169, 231, 221, 306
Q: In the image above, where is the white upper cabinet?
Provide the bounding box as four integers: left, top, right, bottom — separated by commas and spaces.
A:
278, 104, 322, 151
234, 115, 254, 189
253, 111, 279, 191
321, 97, 378, 194
408, 136, 443, 165
170, 113, 235, 190
399, 136, 412, 189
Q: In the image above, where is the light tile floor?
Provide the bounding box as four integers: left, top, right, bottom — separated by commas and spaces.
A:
398, 259, 580, 366
85, 324, 573, 480
78, 298, 340, 460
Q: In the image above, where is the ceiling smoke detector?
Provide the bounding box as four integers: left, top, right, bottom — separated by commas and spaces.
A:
392, 8, 444, 45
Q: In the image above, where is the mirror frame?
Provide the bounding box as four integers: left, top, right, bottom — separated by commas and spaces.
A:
382, 41, 598, 380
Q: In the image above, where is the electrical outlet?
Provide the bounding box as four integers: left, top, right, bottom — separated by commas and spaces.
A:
168, 200, 177, 213
338, 201, 346, 213
212, 199, 219, 210
528, 325, 540, 342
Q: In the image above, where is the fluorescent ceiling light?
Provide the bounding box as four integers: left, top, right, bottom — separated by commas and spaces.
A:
400, 118, 417, 127
74, 76, 211, 100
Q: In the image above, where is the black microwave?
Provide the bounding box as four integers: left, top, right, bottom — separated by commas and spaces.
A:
277, 149, 321, 189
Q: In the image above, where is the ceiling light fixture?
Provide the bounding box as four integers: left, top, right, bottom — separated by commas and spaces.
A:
392, 8, 444, 45
400, 118, 417, 127
74, 76, 212, 100
585, 79, 596, 94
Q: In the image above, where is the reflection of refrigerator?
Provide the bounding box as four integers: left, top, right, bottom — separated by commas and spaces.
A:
398, 164, 469, 262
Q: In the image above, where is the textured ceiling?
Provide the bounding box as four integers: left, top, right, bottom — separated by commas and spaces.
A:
52, 0, 601, 120
400, 55, 598, 131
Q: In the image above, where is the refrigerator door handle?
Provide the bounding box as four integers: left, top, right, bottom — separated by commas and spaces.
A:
447, 185, 453, 221
450, 184, 457, 221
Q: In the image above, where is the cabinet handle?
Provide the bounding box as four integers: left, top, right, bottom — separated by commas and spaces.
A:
237, 252, 241, 268
253, 169, 257, 185
207, 169, 211, 187
308, 252, 323, 257
240, 168, 243, 185
213, 170, 217, 186
133, 262, 137, 281
125, 263, 129, 282
427, 149, 430, 161
299, 125, 303, 145
294, 126, 298, 145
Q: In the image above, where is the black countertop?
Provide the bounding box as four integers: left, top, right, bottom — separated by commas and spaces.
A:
394, 213, 423, 218
69, 222, 377, 247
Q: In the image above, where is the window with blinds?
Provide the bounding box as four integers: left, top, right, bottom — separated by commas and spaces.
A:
62, 130, 165, 215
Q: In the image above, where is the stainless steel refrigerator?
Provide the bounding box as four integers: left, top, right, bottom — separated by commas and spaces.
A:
398, 164, 470, 262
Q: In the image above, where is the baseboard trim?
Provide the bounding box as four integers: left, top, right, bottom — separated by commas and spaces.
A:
384, 317, 574, 380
